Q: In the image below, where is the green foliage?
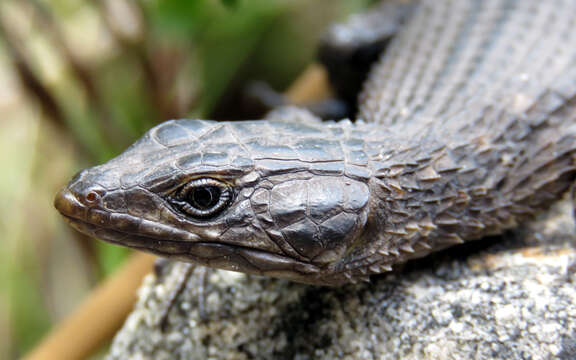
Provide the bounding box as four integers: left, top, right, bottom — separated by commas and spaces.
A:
144, 0, 285, 116
220, 0, 241, 9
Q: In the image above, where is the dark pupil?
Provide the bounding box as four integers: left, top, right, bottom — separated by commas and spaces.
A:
190, 186, 220, 210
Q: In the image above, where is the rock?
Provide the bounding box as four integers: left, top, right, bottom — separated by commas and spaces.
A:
107, 198, 576, 360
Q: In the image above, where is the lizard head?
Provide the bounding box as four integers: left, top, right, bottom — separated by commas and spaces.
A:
55, 119, 372, 285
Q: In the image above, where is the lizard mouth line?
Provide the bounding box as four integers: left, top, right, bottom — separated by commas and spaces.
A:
59, 213, 321, 279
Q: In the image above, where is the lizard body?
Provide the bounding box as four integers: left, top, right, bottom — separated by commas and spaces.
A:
56, 0, 576, 285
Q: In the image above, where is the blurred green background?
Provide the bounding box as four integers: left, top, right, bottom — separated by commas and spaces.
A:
0, 0, 371, 358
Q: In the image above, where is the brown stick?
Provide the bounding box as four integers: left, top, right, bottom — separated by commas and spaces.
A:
285, 63, 331, 104
23, 253, 156, 360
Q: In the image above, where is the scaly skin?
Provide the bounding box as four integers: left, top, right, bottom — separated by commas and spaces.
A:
55, 0, 576, 285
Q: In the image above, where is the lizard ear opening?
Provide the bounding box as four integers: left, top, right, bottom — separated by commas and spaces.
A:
257, 176, 370, 264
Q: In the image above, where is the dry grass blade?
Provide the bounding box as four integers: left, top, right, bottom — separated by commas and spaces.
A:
0, 8, 67, 132
23, 0, 125, 149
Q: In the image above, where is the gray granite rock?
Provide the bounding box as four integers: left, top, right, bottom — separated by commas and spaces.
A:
107, 198, 576, 360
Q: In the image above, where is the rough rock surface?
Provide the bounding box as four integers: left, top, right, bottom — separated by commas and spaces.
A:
107, 198, 576, 360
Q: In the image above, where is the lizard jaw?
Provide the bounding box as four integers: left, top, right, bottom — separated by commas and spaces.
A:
55, 187, 322, 283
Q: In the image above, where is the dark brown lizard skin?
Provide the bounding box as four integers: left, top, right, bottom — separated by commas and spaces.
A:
55, 0, 576, 285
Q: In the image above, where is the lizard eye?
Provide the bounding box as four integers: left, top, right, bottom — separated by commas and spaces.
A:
170, 178, 232, 218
